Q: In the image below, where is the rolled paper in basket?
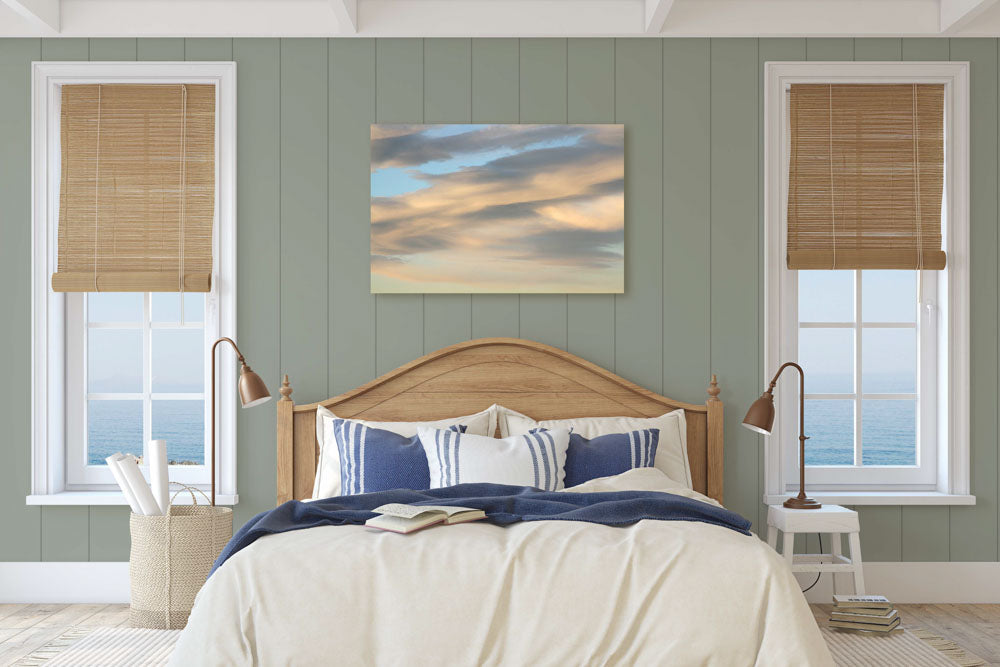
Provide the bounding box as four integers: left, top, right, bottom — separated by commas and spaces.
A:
116, 454, 162, 516
149, 440, 170, 515
106, 454, 142, 515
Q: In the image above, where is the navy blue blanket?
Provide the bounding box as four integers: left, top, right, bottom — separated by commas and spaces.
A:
211, 483, 750, 576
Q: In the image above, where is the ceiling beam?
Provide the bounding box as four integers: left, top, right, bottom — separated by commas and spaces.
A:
1, 0, 59, 32
644, 0, 675, 33
939, 0, 999, 33
330, 0, 357, 32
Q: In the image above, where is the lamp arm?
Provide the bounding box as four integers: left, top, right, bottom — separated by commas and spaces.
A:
767, 361, 807, 444
212, 336, 246, 365
209, 336, 244, 507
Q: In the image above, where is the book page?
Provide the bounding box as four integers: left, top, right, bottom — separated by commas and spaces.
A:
414, 505, 480, 517
373, 503, 442, 519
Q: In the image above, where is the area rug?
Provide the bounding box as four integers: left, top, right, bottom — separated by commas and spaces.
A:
821, 625, 986, 667
12, 626, 181, 666
14, 624, 986, 666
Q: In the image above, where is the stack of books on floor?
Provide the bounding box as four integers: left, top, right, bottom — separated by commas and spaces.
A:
829, 595, 901, 634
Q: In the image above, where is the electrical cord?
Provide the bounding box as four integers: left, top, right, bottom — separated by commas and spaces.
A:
801, 533, 823, 593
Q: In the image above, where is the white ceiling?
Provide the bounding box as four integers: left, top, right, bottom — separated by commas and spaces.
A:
1, 0, 999, 38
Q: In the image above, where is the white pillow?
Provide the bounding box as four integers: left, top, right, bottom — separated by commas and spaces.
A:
418, 427, 571, 491
312, 404, 498, 499
498, 406, 692, 489
563, 468, 721, 508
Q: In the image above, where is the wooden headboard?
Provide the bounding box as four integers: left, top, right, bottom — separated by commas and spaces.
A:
276, 338, 724, 505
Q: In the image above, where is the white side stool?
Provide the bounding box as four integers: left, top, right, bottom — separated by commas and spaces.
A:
766, 504, 865, 595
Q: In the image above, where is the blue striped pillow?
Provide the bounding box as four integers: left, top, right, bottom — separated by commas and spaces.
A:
333, 419, 465, 496
554, 428, 660, 487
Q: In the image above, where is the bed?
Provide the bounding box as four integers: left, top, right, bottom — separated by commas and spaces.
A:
172, 338, 833, 666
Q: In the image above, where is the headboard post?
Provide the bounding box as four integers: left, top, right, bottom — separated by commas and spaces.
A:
277, 374, 294, 504
706, 374, 724, 505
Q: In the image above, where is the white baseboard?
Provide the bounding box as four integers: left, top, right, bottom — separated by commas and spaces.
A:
800, 561, 1000, 603
2, 561, 998, 604
0, 562, 130, 603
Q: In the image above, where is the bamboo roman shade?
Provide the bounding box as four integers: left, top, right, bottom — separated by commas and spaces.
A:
52, 84, 216, 292
786, 83, 946, 270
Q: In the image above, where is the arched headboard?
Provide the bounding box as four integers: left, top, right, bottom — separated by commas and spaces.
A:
277, 338, 724, 504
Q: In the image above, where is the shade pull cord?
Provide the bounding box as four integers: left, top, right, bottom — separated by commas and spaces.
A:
93, 84, 102, 292
912, 84, 924, 272
828, 84, 837, 270
178, 85, 188, 294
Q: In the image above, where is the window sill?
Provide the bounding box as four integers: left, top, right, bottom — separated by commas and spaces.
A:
26, 492, 239, 506
764, 492, 975, 506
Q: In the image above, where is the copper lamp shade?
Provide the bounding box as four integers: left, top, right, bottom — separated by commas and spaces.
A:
742, 392, 775, 436
744, 362, 821, 510
238, 364, 272, 408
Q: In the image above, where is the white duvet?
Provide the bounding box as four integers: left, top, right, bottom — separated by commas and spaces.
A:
172, 469, 833, 666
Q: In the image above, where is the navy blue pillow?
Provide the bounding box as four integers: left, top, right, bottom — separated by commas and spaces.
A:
333, 420, 466, 495
557, 428, 660, 487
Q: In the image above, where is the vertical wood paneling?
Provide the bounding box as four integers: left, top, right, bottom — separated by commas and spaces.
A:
2, 37, 1000, 567
36, 37, 93, 562
137, 38, 183, 61
280, 39, 329, 402
757, 37, 806, 533
951, 38, 999, 561
0, 39, 42, 560
88, 39, 137, 61
422, 39, 473, 353
470, 39, 520, 338
41, 38, 88, 60
900, 36, 952, 562
330, 39, 377, 394
184, 38, 233, 61
518, 38, 569, 349
853, 38, 901, 60
711, 38, 759, 531
88, 507, 130, 561
42, 507, 88, 561
805, 38, 854, 61
566, 38, 615, 370
663, 38, 711, 405
233, 38, 281, 527
376, 39, 425, 374
615, 39, 663, 392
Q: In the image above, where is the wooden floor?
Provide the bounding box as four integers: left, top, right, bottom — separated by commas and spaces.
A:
0, 603, 997, 665
0, 603, 129, 666
812, 603, 1000, 666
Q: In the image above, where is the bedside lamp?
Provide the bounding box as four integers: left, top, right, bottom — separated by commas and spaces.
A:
211, 337, 272, 506
743, 361, 821, 510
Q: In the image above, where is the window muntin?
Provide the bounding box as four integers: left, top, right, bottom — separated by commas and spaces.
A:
67, 292, 209, 488
790, 269, 936, 487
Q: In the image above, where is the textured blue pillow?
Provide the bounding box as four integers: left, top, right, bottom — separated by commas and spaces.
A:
559, 428, 660, 487
333, 419, 466, 496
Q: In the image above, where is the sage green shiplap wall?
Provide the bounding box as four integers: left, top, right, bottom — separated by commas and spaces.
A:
0, 38, 997, 564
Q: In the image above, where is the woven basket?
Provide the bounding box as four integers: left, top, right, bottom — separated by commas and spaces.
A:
128, 486, 232, 629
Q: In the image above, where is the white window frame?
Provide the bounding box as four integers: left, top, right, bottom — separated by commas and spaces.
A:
28, 61, 238, 506
763, 61, 973, 506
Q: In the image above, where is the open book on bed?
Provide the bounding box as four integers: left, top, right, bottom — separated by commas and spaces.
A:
365, 503, 486, 534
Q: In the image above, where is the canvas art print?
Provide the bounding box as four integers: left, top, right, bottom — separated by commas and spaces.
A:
370, 124, 624, 293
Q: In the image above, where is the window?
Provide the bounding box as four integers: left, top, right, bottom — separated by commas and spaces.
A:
29, 62, 237, 504
65, 292, 210, 488
764, 62, 971, 504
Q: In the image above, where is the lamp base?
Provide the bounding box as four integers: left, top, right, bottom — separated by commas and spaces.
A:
783, 496, 822, 510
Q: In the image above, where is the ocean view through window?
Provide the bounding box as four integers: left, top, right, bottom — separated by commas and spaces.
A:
799, 270, 920, 467
86, 292, 207, 466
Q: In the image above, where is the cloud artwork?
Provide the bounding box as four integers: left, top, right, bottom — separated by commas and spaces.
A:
370, 124, 624, 293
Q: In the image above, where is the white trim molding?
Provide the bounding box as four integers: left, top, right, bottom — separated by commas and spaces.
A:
0, 562, 130, 603
801, 562, 1000, 603
762, 61, 971, 504
30, 61, 239, 504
